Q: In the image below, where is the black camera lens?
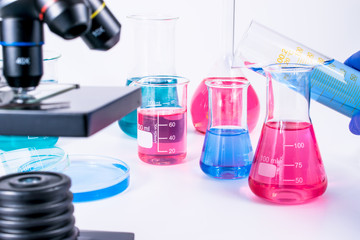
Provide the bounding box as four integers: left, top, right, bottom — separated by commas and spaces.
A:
81, 0, 121, 50
0, 172, 79, 240
36, 0, 91, 39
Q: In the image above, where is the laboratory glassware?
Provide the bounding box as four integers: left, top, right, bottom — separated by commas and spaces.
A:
235, 21, 360, 118
134, 76, 188, 165
62, 155, 130, 202
119, 15, 178, 138
190, 0, 260, 134
200, 79, 253, 179
249, 63, 327, 204
40, 50, 62, 83
0, 147, 69, 173
0, 148, 130, 203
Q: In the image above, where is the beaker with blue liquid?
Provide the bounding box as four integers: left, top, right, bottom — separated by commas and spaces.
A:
118, 15, 179, 138
200, 78, 253, 179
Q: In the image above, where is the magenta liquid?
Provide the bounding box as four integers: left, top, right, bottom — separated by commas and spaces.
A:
137, 108, 187, 165
249, 121, 327, 204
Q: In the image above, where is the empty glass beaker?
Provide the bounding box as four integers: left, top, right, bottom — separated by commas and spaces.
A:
190, 0, 260, 134
134, 76, 188, 165
200, 79, 253, 179
249, 64, 327, 204
118, 15, 178, 138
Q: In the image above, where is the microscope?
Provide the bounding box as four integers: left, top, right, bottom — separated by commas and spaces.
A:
0, 0, 141, 137
0, 1, 138, 239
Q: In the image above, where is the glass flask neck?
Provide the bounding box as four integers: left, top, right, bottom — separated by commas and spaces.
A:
221, 0, 235, 59
263, 64, 313, 124
206, 78, 249, 129
209, 0, 245, 78
128, 15, 178, 77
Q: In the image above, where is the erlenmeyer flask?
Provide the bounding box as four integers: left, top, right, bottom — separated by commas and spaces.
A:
118, 15, 178, 138
200, 79, 253, 179
249, 64, 327, 204
190, 0, 260, 133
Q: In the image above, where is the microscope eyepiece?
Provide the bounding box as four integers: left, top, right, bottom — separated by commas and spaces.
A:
36, 0, 91, 39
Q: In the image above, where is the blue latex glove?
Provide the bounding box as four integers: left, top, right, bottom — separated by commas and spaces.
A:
344, 51, 360, 135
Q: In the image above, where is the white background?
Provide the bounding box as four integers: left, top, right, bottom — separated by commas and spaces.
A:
43, 0, 360, 239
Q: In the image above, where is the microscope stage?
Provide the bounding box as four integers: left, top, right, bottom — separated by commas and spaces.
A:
0, 85, 141, 137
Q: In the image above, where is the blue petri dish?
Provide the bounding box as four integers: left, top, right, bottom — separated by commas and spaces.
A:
63, 155, 130, 203
0, 149, 130, 203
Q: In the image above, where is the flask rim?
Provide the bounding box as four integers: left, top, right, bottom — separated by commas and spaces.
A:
132, 75, 189, 87
205, 78, 250, 89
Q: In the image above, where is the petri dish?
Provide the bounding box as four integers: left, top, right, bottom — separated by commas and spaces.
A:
63, 155, 130, 203
0, 147, 69, 175
0, 149, 130, 203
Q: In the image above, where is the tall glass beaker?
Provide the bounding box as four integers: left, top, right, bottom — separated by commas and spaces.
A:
249, 64, 327, 204
134, 76, 188, 165
200, 79, 253, 179
190, 0, 260, 134
118, 15, 178, 138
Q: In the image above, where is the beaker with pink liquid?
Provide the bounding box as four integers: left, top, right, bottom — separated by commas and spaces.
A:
134, 76, 189, 165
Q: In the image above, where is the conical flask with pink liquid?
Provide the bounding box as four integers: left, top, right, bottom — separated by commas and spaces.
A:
249, 64, 327, 204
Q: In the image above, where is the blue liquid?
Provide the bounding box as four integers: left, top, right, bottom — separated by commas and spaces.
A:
0, 136, 58, 151
118, 77, 140, 138
251, 59, 360, 117
72, 177, 129, 203
200, 127, 253, 179
118, 109, 138, 138
118, 76, 180, 138
310, 60, 360, 117
63, 160, 130, 202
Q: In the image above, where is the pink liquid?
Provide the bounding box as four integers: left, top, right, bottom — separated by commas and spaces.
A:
190, 77, 260, 133
137, 108, 187, 165
249, 121, 327, 204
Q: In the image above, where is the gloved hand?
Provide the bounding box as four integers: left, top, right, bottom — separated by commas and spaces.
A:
344, 51, 360, 135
